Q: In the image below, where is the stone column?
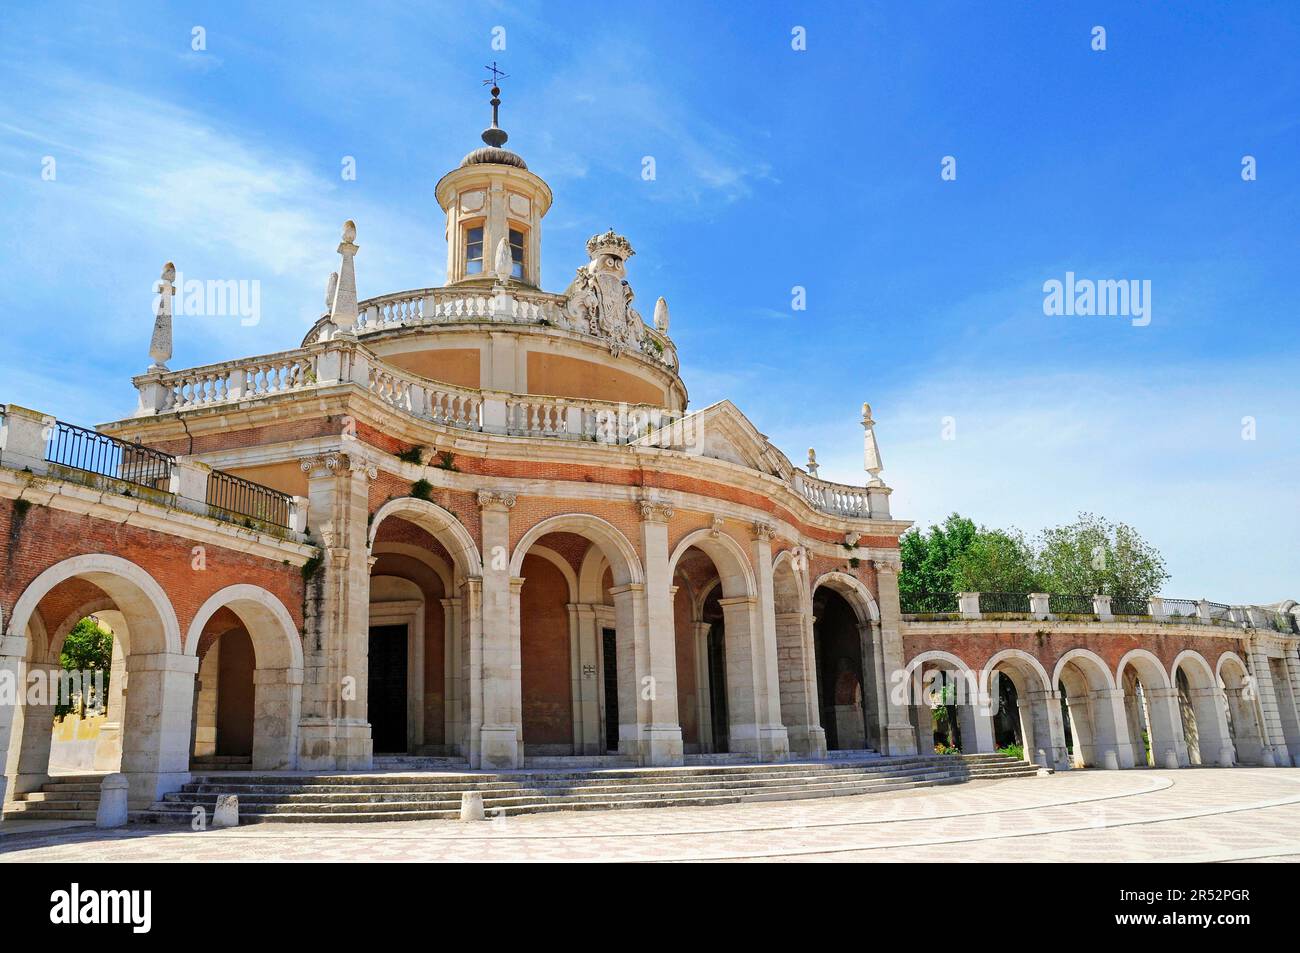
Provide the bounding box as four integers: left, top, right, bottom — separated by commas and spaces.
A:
634, 501, 684, 765
11, 661, 59, 796
296, 452, 376, 771
1143, 686, 1190, 767
120, 651, 198, 807
1245, 641, 1291, 766
1026, 689, 1070, 770
693, 621, 714, 752
251, 667, 302, 770
1093, 689, 1137, 768
748, 522, 790, 761
872, 558, 920, 756
571, 604, 602, 755
1282, 648, 1300, 767
476, 490, 521, 769
93, 637, 127, 772
775, 609, 826, 757
0, 637, 30, 811
956, 701, 996, 753
441, 597, 461, 753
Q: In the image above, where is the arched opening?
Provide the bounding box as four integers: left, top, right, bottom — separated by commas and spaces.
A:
367, 498, 482, 759
982, 650, 1057, 766
184, 584, 304, 770
3, 555, 191, 809
813, 588, 868, 751
1218, 654, 1266, 766
1116, 650, 1182, 768
1172, 651, 1232, 767
1054, 650, 1130, 769
901, 651, 982, 755
511, 516, 643, 761
668, 527, 780, 759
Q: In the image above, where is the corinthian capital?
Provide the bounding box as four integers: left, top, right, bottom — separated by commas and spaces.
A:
871, 556, 902, 575
751, 520, 776, 541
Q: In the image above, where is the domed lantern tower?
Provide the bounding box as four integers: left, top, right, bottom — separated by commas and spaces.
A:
435, 80, 551, 288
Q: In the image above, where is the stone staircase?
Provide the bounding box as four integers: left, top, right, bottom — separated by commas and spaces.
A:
3, 774, 107, 822
135, 753, 1038, 824
3, 754, 1042, 825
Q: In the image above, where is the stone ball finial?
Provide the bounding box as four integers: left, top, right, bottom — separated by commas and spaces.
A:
161, 261, 176, 282
341, 219, 357, 244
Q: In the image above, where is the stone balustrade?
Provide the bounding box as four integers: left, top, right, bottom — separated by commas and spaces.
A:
303, 286, 679, 371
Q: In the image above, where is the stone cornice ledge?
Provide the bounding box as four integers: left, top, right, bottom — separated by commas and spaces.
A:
0, 469, 317, 565
900, 618, 1255, 643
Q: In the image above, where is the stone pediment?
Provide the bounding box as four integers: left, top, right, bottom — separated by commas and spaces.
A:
635, 400, 793, 478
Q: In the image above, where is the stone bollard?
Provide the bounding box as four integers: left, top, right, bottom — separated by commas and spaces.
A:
1164, 749, 1180, 770
95, 773, 129, 829
1218, 745, 1236, 768
460, 790, 485, 822
213, 794, 239, 828
1103, 749, 1119, 770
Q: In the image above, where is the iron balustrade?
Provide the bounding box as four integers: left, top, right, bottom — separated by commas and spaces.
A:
1207, 602, 1234, 622
980, 592, 1032, 614
45, 420, 174, 491
1162, 598, 1198, 619
1048, 593, 1094, 616
1110, 597, 1149, 617
899, 591, 958, 614
207, 469, 292, 528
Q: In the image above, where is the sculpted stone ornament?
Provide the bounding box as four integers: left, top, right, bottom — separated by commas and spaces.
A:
564, 229, 645, 356
477, 489, 517, 511
149, 261, 176, 370
638, 500, 674, 523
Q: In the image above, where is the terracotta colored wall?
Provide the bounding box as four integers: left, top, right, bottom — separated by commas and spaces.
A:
216, 627, 255, 756
385, 347, 482, 389
673, 585, 699, 745
526, 351, 665, 406
519, 553, 573, 747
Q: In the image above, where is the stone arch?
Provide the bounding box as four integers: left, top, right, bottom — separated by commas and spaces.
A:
371, 540, 454, 594
1054, 648, 1129, 769
368, 496, 483, 579
981, 649, 1060, 767
1116, 649, 1181, 768
812, 570, 880, 624
35, 597, 115, 664
668, 528, 756, 600
511, 514, 642, 586
184, 585, 303, 770
1171, 649, 1233, 767
7, 554, 182, 656
3, 554, 193, 807
526, 544, 579, 603
576, 546, 611, 605
1217, 651, 1266, 765
903, 649, 984, 754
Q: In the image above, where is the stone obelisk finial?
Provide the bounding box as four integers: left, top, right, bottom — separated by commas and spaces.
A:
330, 220, 359, 334
149, 261, 176, 370
862, 402, 884, 486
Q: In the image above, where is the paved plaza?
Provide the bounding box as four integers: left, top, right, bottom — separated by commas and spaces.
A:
2, 770, 1298, 863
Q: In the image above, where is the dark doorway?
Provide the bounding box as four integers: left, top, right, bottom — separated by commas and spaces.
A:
215, 628, 255, 756
602, 628, 619, 752
707, 623, 729, 752
368, 625, 408, 753
813, 588, 869, 751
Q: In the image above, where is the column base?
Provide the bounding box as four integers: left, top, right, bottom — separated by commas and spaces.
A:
479, 726, 521, 770
728, 724, 790, 761
297, 720, 373, 771
882, 723, 919, 757
13, 772, 50, 797
637, 725, 684, 766
786, 725, 827, 759
127, 770, 191, 809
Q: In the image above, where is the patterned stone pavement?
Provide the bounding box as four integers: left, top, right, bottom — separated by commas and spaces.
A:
2, 769, 1298, 862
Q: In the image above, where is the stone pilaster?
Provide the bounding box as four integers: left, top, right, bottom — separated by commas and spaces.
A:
872, 558, 919, 756
634, 500, 684, 765
748, 521, 790, 761
296, 451, 377, 771
120, 651, 199, 806
1245, 640, 1291, 766
475, 490, 521, 769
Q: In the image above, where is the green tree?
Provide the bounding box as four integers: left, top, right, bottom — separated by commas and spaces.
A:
57, 617, 113, 718
951, 528, 1039, 593
899, 513, 978, 598
1034, 512, 1169, 601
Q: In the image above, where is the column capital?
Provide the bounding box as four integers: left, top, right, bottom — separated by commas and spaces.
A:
871, 556, 901, 575
299, 451, 377, 480
751, 520, 776, 542
477, 489, 517, 511
638, 500, 674, 523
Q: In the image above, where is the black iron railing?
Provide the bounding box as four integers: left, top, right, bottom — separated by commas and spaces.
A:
981, 592, 1032, 614
45, 421, 174, 491
1207, 602, 1234, 623
1049, 593, 1094, 615
1162, 598, 1198, 619
1110, 596, 1149, 616
207, 469, 292, 528
899, 591, 958, 614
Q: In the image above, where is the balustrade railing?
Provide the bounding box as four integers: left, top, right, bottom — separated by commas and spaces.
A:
45, 421, 174, 492
206, 468, 293, 528
1110, 596, 1148, 616
798, 474, 870, 518
899, 591, 958, 614
1048, 593, 1095, 615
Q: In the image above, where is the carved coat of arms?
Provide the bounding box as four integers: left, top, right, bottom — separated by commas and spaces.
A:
565, 229, 645, 355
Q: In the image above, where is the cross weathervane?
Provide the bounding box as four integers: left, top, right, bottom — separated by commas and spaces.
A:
483, 61, 508, 86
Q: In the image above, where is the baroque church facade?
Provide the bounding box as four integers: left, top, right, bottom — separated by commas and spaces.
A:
1, 89, 1299, 813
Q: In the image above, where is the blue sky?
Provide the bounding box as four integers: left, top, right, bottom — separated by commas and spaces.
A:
0, 2, 1296, 602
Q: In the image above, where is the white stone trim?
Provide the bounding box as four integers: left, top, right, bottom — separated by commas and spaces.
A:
1052, 648, 1118, 692
183, 584, 304, 672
